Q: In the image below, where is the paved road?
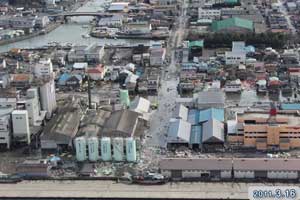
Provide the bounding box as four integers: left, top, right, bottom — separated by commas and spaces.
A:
146, 0, 188, 149
278, 0, 297, 35
0, 180, 299, 199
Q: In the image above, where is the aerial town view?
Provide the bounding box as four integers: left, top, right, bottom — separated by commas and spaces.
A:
0, 0, 300, 199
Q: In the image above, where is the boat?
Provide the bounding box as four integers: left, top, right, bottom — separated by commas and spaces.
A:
82, 25, 89, 28
81, 34, 91, 39
0, 174, 22, 184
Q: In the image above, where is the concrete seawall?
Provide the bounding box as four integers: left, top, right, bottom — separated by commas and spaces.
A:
0, 23, 60, 46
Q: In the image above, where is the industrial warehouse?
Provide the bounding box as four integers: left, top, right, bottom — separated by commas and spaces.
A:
160, 158, 300, 180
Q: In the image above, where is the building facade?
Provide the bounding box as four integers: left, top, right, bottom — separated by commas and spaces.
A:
227, 112, 300, 150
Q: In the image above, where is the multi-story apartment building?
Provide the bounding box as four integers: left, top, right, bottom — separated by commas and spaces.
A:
228, 110, 300, 151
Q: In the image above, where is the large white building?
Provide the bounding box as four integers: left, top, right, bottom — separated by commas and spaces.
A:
225, 51, 246, 65
12, 110, 30, 144
34, 58, 57, 118
34, 58, 54, 78
40, 80, 56, 119
225, 42, 247, 65
26, 88, 46, 126
198, 9, 221, 20
68, 43, 105, 63
0, 108, 13, 149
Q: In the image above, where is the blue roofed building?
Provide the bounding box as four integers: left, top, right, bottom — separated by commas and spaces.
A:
199, 108, 225, 144
199, 108, 224, 123
167, 104, 225, 149
57, 73, 71, 86
57, 73, 83, 88
189, 125, 202, 147
187, 109, 200, 125
167, 118, 191, 146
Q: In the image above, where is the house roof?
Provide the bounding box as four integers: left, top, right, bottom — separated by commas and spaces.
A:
86, 64, 105, 74
212, 17, 253, 32
196, 90, 225, 108
41, 100, 82, 145
159, 158, 232, 170
173, 104, 188, 121
202, 118, 224, 143
102, 109, 141, 137
130, 97, 150, 114
167, 118, 191, 143
199, 108, 224, 123
10, 74, 31, 82
73, 62, 88, 69
58, 73, 82, 85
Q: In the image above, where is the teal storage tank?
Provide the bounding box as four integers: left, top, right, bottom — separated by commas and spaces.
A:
101, 137, 112, 161
113, 137, 124, 161
75, 137, 87, 162
88, 137, 99, 162
126, 137, 137, 162
120, 89, 130, 107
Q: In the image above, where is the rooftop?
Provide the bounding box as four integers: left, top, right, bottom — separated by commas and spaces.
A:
238, 111, 300, 126
41, 100, 83, 144
102, 109, 142, 137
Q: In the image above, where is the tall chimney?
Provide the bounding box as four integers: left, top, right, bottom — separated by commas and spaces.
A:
88, 75, 92, 109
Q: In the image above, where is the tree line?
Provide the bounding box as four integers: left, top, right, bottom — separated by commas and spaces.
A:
188, 32, 290, 49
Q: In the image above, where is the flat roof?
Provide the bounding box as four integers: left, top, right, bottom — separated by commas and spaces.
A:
238, 112, 300, 126
12, 110, 28, 115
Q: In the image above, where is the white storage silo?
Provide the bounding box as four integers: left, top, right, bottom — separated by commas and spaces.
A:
113, 137, 124, 162
88, 137, 99, 162
12, 110, 30, 144
126, 137, 137, 162
101, 137, 112, 161
75, 137, 87, 162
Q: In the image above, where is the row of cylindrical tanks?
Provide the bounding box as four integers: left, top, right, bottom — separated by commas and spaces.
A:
74, 137, 137, 162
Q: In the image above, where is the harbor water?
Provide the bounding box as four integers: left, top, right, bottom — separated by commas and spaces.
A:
0, 0, 151, 52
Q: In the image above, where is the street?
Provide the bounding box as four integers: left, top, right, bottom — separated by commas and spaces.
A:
146, 0, 189, 148
278, 0, 297, 35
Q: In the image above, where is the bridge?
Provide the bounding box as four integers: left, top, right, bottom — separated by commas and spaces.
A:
48, 12, 113, 18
